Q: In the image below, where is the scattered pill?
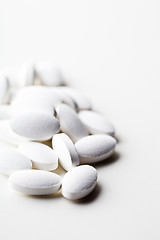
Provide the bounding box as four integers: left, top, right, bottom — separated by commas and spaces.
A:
19, 142, 58, 171
11, 112, 60, 141
0, 61, 118, 201
59, 87, 92, 110
9, 170, 61, 195
62, 165, 97, 200
52, 133, 79, 171
0, 120, 29, 145
0, 149, 32, 175
11, 86, 61, 115
35, 62, 63, 86
78, 110, 115, 136
56, 103, 88, 142
75, 134, 117, 163
17, 63, 35, 87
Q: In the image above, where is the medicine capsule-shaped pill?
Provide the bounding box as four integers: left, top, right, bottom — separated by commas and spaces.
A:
78, 110, 115, 136
19, 142, 58, 171
0, 149, 32, 176
58, 87, 92, 110
11, 112, 60, 141
9, 170, 61, 195
56, 103, 88, 143
52, 133, 79, 171
62, 165, 97, 200
75, 134, 117, 163
35, 62, 63, 86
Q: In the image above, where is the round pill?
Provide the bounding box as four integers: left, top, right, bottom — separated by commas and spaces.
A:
75, 134, 117, 163
58, 87, 92, 110
56, 103, 88, 143
19, 142, 58, 171
62, 165, 97, 200
35, 62, 63, 86
9, 170, 61, 195
0, 120, 29, 145
78, 110, 115, 136
0, 75, 9, 104
52, 133, 79, 171
0, 149, 32, 176
11, 112, 60, 141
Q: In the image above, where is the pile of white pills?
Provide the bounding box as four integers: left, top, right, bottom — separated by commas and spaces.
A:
0, 62, 117, 200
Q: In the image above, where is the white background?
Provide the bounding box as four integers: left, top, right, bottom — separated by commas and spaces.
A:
0, 0, 160, 239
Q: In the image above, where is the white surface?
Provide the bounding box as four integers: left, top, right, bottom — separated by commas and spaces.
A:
0, 0, 160, 239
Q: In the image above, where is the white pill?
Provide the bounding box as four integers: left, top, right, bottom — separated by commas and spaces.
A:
0, 149, 32, 175
62, 165, 97, 200
59, 87, 92, 110
50, 87, 77, 110
17, 63, 35, 87
11, 112, 60, 141
11, 86, 61, 115
56, 103, 88, 142
0, 120, 29, 145
78, 110, 115, 136
52, 133, 79, 171
0, 105, 13, 120
35, 62, 63, 86
9, 170, 61, 195
75, 134, 117, 163
19, 142, 58, 171
0, 75, 9, 104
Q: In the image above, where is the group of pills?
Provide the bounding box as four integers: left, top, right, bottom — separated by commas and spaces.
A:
0, 62, 117, 200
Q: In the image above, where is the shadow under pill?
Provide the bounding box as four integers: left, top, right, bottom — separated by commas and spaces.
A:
72, 183, 102, 205
92, 151, 121, 169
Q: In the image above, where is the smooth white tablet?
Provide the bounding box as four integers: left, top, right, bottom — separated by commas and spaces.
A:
62, 165, 97, 200
35, 62, 63, 86
56, 103, 88, 142
17, 63, 35, 87
75, 134, 117, 163
0, 75, 9, 104
0, 120, 29, 145
78, 110, 115, 135
0, 149, 32, 175
11, 86, 61, 115
50, 87, 77, 110
19, 142, 58, 171
0, 105, 13, 120
9, 170, 61, 195
52, 133, 79, 171
58, 87, 92, 110
11, 112, 60, 141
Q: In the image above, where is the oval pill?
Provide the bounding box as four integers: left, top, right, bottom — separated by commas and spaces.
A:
35, 62, 63, 86
11, 112, 60, 141
78, 110, 115, 136
9, 170, 61, 195
52, 133, 79, 171
19, 142, 58, 171
75, 134, 117, 163
0, 149, 32, 175
0, 120, 29, 145
17, 63, 35, 87
59, 87, 92, 110
56, 103, 88, 143
62, 165, 97, 200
